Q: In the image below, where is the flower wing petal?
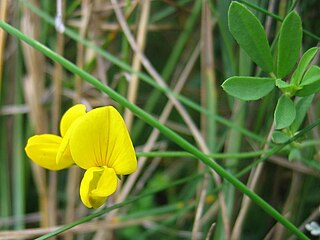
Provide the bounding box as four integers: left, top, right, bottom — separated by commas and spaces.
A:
70, 106, 137, 174
60, 104, 86, 137
25, 134, 73, 170
80, 166, 117, 208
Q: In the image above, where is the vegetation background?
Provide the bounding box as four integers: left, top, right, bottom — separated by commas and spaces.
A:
0, 0, 319, 239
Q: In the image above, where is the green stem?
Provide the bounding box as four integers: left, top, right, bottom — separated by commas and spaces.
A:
119, 202, 187, 221
117, 0, 132, 114
0, 21, 309, 239
0, 115, 10, 226
142, 202, 195, 238
238, 0, 320, 41
237, 117, 320, 177
36, 173, 202, 240
149, 0, 191, 23
136, 149, 269, 159
13, 45, 25, 230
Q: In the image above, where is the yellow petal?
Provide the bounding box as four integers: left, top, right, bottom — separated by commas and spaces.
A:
60, 104, 86, 137
70, 106, 137, 175
56, 128, 73, 165
25, 134, 73, 170
80, 166, 117, 208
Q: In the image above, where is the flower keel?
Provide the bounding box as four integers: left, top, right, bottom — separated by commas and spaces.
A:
80, 166, 118, 208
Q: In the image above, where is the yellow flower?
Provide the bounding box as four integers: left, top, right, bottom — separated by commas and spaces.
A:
69, 106, 137, 208
25, 104, 86, 170
25, 104, 137, 208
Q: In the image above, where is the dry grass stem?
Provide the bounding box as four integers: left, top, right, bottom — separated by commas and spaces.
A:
21, 1, 49, 227
269, 155, 320, 177
205, 222, 216, 240
273, 172, 303, 239
0, 0, 8, 92
0, 213, 173, 240
124, 0, 151, 130
64, 2, 92, 239
75, 0, 92, 103
194, 1, 230, 239
192, 173, 209, 240
231, 122, 275, 239
48, 2, 67, 234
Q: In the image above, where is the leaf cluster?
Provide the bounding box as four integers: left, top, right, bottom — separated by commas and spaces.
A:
222, 2, 319, 136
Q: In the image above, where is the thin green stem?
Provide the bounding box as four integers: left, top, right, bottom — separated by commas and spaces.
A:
35, 173, 203, 239
237, 118, 320, 177
174, 92, 267, 143
0, 116, 10, 226
238, 0, 320, 41
136, 149, 269, 159
117, 0, 132, 114
119, 202, 186, 221
213, 0, 237, 77
0, 21, 309, 239
238, 0, 283, 21
141, 202, 196, 238
299, 139, 320, 148
13, 45, 25, 230
0, 36, 10, 225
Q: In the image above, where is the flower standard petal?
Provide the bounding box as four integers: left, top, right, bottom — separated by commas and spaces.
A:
25, 134, 73, 170
105, 107, 137, 175
70, 106, 137, 174
60, 104, 86, 137
80, 166, 117, 208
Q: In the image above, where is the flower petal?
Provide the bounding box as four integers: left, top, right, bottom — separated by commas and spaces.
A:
56, 128, 73, 166
80, 166, 117, 208
25, 134, 73, 170
70, 106, 137, 175
60, 104, 86, 137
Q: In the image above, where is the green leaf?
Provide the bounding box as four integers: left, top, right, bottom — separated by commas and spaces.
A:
222, 76, 275, 101
290, 95, 314, 132
291, 47, 319, 85
275, 79, 291, 89
274, 95, 296, 129
275, 79, 301, 96
295, 66, 320, 96
272, 131, 290, 144
277, 11, 302, 78
228, 2, 273, 73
